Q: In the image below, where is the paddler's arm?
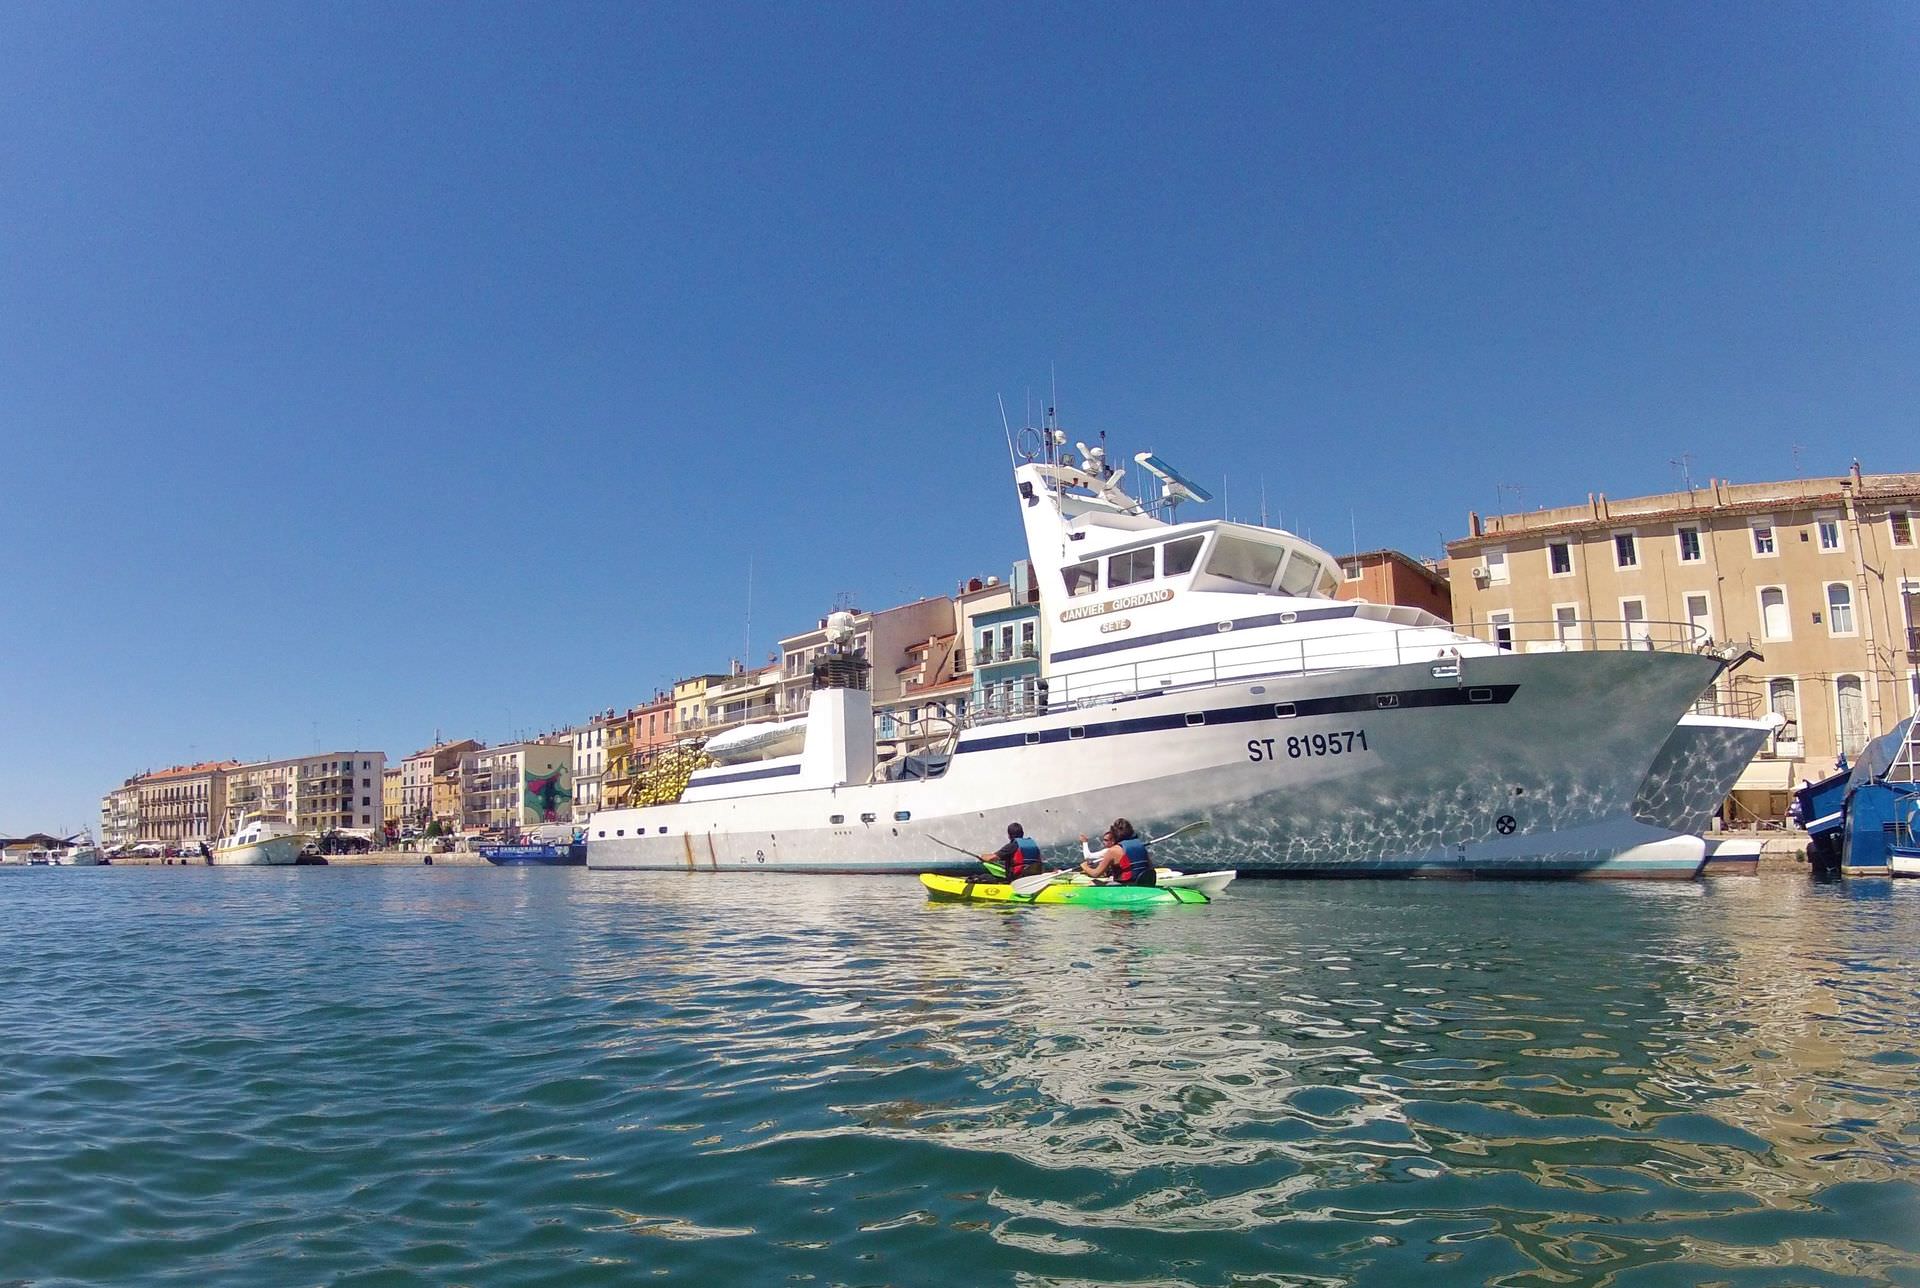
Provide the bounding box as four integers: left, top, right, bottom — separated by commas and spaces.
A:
1078, 834, 1116, 877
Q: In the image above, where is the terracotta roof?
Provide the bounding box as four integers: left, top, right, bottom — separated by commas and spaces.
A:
146, 760, 242, 781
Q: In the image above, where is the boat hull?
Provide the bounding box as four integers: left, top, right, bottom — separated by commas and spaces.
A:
211, 835, 303, 866
478, 843, 586, 866
590, 651, 1726, 879
920, 873, 1207, 906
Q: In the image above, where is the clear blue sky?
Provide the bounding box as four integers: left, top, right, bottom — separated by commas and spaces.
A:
4, 3, 1915, 834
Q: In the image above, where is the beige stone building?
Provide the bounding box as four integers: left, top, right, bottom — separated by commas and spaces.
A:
1447, 465, 1920, 819
131, 761, 239, 847
221, 751, 386, 836
401, 739, 481, 833
382, 767, 403, 831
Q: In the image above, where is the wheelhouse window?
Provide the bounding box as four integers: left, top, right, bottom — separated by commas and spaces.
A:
1063, 561, 1099, 596
1106, 546, 1155, 588
1204, 534, 1284, 589
1277, 553, 1323, 597
1677, 526, 1702, 563
1162, 535, 1204, 576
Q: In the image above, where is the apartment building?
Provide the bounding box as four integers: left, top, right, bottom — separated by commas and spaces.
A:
401, 739, 481, 832
464, 739, 571, 832
776, 596, 956, 717
221, 751, 386, 835
382, 767, 403, 832
99, 780, 142, 849
570, 712, 617, 821
1448, 465, 1920, 818
1334, 549, 1452, 620
131, 761, 239, 847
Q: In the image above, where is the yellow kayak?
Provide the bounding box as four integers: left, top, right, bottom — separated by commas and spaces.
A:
919, 873, 1208, 906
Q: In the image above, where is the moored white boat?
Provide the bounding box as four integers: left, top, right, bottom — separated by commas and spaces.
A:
588, 424, 1771, 879
211, 814, 306, 866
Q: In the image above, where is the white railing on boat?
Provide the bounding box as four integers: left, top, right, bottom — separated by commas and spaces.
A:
985, 617, 1714, 717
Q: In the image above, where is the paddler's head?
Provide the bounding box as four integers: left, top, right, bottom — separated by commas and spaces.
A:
1110, 818, 1136, 842
1007, 822, 1024, 839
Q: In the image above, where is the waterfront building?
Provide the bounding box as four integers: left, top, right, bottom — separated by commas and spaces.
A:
967, 563, 1045, 721
402, 739, 481, 833
703, 663, 784, 732
463, 739, 572, 832
881, 631, 971, 747
603, 693, 676, 811
776, 596, 956, 717
1334, 549, 1452, 620
133, 761, 240, 848
100, 780, 141, 849
672, 674, 731, 735
221, 751, 387, 836
570, 712, 617, 821
430, 770, 463, 831
381, 767, 403, 833
1447, 464, 1920, 820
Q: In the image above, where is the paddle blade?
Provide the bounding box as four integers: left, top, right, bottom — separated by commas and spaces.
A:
1010, 870, 1062, 896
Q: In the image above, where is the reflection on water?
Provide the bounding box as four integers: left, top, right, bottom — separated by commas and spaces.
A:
1, 868, 1916, 1285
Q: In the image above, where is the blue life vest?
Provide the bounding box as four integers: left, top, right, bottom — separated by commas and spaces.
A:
1007, 836, 1042, 879
1111, 837, 1154, 886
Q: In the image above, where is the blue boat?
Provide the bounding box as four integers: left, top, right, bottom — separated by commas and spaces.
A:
1794, 717, 1919, 877
477, 830, 587, 866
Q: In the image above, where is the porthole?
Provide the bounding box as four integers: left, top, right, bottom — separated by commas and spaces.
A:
894, 810, 911, 822
1273, 703, 1297, 719
830, 814, 845, 825
658, 826, 668, 834
1068, 726, 1086, 740
1468, 688, 1493, 703
1375, 694, 1401, 709
1280, 611, 1297, 624
616, 829, 625, 837
1216, 621, 1233, 633
597, 830, 606, 838
1250, 685, 1266, 695
1024, 731, 1040, 745
1185, 712, 1206, 726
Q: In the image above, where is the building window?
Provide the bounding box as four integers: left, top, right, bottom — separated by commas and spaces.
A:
1826, 583, 1856, 636
1553, 604, 1581, 648
1343, 560, 1362, 582
1620, 598, 1650, 648
1767, 678, 1801, 756
1677, 526, 1702, 563
1683, 592, 1713, 646
1893, 509, 1915, 548
1759, 586, 1790, 640
1816, 515, 1842, 552
1613, 533, 1638, 569
1835, 674, 1868, 758
1483, 547, 1508, 585
1487, 611, 1513, 650
1752, 522, 1777, 557
1548, 542, 1572, 576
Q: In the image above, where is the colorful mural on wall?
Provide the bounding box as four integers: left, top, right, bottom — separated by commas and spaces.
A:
524, 768, 572, 823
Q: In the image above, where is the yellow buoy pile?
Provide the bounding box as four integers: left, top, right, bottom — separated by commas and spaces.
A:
632, 744, 715, 807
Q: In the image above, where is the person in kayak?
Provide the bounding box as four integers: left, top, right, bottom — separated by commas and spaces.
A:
1079, 817, 1156, 886
982, 822, 1045, 882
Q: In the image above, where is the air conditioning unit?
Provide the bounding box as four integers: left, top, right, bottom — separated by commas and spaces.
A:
1470, 563, 1491, 583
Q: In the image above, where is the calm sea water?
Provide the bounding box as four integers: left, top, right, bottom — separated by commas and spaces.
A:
3, 868, 1918, 1287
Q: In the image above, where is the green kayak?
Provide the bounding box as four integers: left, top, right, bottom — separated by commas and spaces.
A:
919, 873, 1209, 906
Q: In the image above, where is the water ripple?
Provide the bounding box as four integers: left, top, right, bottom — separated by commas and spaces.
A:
1, 867, 1916, 1285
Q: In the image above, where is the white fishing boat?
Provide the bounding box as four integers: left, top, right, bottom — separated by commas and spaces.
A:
588, 426, 1772, 878
210, 813, 306, 866
49, 835, 103, 866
